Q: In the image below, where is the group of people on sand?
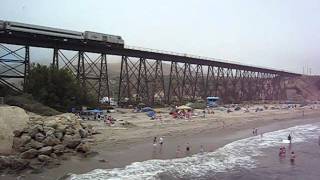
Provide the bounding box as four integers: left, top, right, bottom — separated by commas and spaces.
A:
103, 115, 116, 126
153, 136, 164, 147
152, 136, 206, 158
171, 109, 192, 119
252, 128, 258, 136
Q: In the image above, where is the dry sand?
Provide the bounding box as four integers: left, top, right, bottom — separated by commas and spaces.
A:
92, 104, 320, 149
2, 104, 320, 180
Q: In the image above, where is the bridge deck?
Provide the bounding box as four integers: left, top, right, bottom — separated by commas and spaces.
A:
0, 31, 299, 76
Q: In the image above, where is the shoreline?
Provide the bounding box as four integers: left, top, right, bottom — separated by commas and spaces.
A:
3, 110, 320, 180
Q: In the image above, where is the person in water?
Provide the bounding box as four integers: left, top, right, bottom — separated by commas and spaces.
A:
200, 145, 204, 154
288, 134, 292, 143
279, 146, 286, 157
290, 151, 296, 164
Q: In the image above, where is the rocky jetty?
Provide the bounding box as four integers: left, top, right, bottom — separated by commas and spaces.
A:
0, 113, 98, 173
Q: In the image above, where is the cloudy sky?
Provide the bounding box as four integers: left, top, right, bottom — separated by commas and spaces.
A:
1, 0, 319, 74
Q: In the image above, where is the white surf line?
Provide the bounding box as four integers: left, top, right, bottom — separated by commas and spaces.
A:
70, 123, 320, 180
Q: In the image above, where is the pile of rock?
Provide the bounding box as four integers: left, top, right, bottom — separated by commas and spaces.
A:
1, 113, 97, 173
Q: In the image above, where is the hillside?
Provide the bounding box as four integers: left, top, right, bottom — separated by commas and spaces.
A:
285, 75, 320, 101
107, 62, 173, 77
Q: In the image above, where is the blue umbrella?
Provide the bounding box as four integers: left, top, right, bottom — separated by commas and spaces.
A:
146, 111, 156, 117
142, 107, 154, 112
89, 109, 103, 113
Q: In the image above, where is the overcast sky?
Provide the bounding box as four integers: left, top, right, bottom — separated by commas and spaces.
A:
1, 0, 319, 74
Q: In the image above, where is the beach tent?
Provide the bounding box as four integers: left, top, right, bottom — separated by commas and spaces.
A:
177, 105, 192, 110
146, 111, 156, 117
141, 107, 154, 112
88, 109, 103, 113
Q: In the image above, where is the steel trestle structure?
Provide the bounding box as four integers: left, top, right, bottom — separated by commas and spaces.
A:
0, 25, 299, 105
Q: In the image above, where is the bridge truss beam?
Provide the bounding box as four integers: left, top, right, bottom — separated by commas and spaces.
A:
0, 43, 290, 105
0, 44, 29, 93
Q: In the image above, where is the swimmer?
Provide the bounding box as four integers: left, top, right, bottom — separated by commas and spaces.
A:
200, 145, 204, 154
288, 134, 292, 144
290, 151, 296, 164
282, 146, 286, 154
279, 147, 283, 156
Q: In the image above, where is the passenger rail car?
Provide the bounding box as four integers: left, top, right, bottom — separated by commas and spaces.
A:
0, 20, 124, 48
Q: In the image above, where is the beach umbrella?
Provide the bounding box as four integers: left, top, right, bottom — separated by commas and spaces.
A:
141, 107, 154, 112
89, 109, 103, 113
146, 111, 156, 117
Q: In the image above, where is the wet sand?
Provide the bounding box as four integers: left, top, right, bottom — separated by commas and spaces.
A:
3, 111, 320, 180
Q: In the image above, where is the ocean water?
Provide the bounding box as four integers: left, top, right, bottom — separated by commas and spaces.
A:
70, 123, 320, 180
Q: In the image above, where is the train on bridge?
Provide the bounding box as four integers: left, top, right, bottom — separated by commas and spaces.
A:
0, 20, 125, 48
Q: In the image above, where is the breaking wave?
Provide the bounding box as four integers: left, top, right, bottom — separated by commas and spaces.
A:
70, 123, 320, 180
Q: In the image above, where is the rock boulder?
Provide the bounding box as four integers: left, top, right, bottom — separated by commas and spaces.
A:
20, 149, 38, 159
42, 136, 61, 146
76, 142, 91, 153
38, 146, 53, 155
63, 135, 81, 149
53, 144, 65, 155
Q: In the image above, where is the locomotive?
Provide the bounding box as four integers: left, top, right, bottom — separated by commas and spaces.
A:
0, 20, 124, 48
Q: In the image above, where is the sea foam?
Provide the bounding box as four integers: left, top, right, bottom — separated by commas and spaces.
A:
70, 123, 320, 180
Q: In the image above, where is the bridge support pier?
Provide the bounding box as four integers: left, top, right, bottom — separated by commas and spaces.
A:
0, 44, 30, 93
50, 50, 111, 101
118, 56, 166, 106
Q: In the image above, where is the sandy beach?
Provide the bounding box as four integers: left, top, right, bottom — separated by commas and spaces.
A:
1, 104, 319, 180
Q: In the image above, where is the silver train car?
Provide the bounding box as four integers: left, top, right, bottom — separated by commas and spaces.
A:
0, 20, 4, 30
0, 20, 124, 48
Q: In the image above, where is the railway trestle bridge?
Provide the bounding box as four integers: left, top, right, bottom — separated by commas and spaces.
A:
0, 22, 300, 106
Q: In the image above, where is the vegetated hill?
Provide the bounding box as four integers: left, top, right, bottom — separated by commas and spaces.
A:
5, 94, 61, 116
107, 62, 173, 77
285, 75, 320, 101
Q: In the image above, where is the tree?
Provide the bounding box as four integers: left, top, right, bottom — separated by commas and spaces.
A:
26, 64, 95, 111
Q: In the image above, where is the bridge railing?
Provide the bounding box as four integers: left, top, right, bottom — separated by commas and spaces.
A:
125, 45, 290, 74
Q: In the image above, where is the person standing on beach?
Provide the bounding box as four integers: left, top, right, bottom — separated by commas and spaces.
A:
255, 128, 258, 136
159, 137, 164, 146
252, 128, 255, 136
186, 143, 191, 154
153, 137, 157, 146
290, 151, 296, 164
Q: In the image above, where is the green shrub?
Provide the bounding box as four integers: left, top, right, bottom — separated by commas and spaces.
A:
6, 94, 61, 116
